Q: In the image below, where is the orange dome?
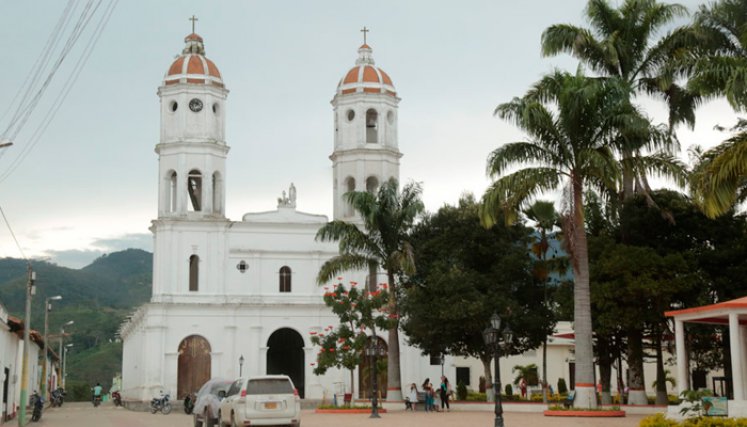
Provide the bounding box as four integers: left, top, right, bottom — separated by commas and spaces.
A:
163, 33, 223, 87
337, 44, 396, 97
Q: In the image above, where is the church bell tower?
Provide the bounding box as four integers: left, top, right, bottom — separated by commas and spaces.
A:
330, 34, 402, 220
156, 30, 229, 219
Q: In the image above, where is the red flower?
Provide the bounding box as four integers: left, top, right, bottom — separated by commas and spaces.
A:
343, 345, 350, 350
310, 331, 317, 335
310, 363, 316, 366
337, 277, 343, 280
329, 348, 335, 352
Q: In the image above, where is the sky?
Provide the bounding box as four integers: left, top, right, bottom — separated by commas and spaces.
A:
0, 1, 737, 269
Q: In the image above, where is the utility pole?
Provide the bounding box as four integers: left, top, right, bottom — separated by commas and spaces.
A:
41, 296, 62, 402
18, 265, 34, 426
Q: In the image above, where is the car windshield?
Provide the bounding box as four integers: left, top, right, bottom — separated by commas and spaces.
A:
246, 379, 293, 395
210, 383, 230, 395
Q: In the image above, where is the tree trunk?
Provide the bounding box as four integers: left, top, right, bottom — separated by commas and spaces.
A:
597, 335, 613, 404
386, 270, 403, 400
542, 337, 548, 403
482, 356, 494, 402
654, 330, 668, 405
570, 175, 597, 409
627, 328, 647, 405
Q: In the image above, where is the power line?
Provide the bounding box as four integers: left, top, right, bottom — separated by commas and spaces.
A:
0, 203, 28, 262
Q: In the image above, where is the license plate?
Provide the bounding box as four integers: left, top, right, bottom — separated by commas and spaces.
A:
264, 402, 277, 410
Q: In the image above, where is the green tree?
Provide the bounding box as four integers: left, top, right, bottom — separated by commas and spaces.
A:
310, 279, 392, 398
481, 70, 639, 408
401, 196, 551, 402
315, 178, 424, 400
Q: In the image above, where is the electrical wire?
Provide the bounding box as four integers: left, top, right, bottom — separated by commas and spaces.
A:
0, 203, 28, 261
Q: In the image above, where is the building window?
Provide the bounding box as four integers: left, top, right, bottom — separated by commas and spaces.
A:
189, 255, 199, 291
456, 367, 471, 386
279, 266, 291, 293
366, 109, 378, 143
188, 169, 202, 211
429, 354, 443, 366
366, 176, 379, 193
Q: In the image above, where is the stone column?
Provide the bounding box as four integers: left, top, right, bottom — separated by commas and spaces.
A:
675, 319, 689, 393
729, 313, 744, 400
250, 326, 262, 377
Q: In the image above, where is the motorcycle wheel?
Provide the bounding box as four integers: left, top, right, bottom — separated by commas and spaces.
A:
151, 405, 158, 414
31, 411, 41, 422
161, 402, 172, 414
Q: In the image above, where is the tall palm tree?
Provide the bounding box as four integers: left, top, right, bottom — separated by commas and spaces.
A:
523, 200, 561, 404
687, 0, 747, 112
542, 0, 695, 201
316, 178, 424, 401
481, 70, 642, 409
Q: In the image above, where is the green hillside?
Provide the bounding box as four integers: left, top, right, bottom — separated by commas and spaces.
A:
0, 249, 152, 398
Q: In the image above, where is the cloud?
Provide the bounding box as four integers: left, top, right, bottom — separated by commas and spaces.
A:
42, 233, 152, 269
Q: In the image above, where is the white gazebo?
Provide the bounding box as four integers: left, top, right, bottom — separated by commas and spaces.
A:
666, 296, 747, 418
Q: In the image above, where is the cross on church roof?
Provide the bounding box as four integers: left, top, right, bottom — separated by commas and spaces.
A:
189, 15, 198, 33
360, 26, 369, 45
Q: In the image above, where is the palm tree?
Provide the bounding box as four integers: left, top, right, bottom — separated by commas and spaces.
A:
481, 70, 642, 409
523, 200, 561, 404
687, 0, 747, 112
542, 0, 695, 201
316, 178, 424, 401
690, 120, 747, 217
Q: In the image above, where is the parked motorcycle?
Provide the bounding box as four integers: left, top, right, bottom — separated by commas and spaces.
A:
50, 387, 65, 407
150, 392, 172, 414
112, 391, 122, 407
30, 391, 43, 422
183, 392, 194, 414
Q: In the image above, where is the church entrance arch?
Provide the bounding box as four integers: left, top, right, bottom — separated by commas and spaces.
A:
177, 335, 211, 400
359, 336, 388, 399
267, 328, 305, 398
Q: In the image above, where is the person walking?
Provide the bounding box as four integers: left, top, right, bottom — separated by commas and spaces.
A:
439, 376, 450, 412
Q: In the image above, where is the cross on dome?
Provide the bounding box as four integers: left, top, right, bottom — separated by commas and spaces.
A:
360, 26, 369, 45
189, 15, 198, 33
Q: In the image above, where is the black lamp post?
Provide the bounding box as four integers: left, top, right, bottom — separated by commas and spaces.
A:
366, 339, 386, 418
239, 354, 244, 377
483, 313, 513, 427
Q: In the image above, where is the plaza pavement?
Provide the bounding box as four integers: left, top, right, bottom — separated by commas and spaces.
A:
35, 401, 649, 427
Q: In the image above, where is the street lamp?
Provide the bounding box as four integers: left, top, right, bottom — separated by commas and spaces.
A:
62, 344, 73, 389
482, 313, 513, 427
42, 295, 62, 400
58, 320, 74, 373
239, 355, 244, 377
365, 338, 387, 419
0, 140, 12, 149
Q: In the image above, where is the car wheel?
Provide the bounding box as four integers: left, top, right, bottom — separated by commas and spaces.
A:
193, 413, 203, 427
205, 409, 214, 427
230, 413, 238, 427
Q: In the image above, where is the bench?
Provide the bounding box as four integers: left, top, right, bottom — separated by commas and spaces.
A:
563, 390, 576, 408
405, 392, 428, 411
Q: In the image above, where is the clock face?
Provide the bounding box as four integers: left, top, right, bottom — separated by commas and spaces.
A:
189, 98, 203, 112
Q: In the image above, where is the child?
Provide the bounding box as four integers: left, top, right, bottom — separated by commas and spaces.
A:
408, 383, 418, 411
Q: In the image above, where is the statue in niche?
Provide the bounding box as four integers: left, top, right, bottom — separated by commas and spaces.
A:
277, 183, 297, 208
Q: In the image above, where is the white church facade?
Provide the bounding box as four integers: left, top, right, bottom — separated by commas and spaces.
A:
119, 31, 436, 403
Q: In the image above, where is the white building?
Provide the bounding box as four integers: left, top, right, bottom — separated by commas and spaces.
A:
120, 31, 438, 403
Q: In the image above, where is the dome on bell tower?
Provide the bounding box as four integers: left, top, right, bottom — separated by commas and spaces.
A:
164, 33, 224, 87
336, 44, 396, 97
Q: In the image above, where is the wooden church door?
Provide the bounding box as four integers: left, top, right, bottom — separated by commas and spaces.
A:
178, 335, 211, 399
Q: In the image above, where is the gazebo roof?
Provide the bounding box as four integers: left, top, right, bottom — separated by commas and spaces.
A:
665, 296, 747, 325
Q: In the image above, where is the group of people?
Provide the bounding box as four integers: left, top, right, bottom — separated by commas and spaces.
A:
406, 376, 452, 412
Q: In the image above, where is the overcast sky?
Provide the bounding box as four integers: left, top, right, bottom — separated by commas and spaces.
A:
0, 1, 736, 269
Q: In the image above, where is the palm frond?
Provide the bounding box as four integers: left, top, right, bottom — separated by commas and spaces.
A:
317, 254, 376, 285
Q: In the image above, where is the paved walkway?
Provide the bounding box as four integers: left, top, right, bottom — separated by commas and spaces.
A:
34, 402, 648, 427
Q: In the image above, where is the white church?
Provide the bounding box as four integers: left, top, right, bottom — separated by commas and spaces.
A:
120, 30, 436, 403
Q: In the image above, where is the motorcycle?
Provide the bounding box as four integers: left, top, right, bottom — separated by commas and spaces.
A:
150, 392, 172, 414
30, 391, 43, 422
92, 393, 102, 407
112, 390, 122, 407
183, 392, 194, 414
50, 387, 65, 407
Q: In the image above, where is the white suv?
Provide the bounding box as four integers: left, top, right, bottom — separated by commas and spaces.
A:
218, 375, 301, 427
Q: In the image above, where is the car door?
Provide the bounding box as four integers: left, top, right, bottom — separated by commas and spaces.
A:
219, 379, 242, 425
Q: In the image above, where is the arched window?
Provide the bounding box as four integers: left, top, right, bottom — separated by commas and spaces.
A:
345, 177, 356, 217
189, 255, 199, 291
188, 169, 202, 212
366, 176, 379, 194
168, 171, 177, 212
366, 109, 378, 143
279, 266, 291, 293
212, 171, 222, 214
